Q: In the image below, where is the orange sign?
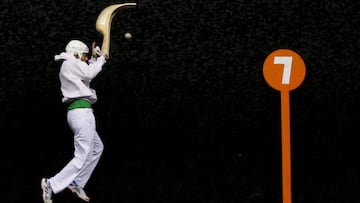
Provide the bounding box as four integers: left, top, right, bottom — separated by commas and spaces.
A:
263, 49, 306, 91
263, 49, 306, 203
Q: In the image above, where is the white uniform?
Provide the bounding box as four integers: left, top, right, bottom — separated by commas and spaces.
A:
49, 52, 106, 194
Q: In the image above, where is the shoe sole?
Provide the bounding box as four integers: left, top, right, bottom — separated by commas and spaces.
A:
41, 178, 53, 203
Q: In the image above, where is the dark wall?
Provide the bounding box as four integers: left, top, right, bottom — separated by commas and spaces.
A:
1, 0, 360, 202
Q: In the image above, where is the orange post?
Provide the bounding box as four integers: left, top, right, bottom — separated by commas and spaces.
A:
263, 49, 306, 203
281, 90, 291, 203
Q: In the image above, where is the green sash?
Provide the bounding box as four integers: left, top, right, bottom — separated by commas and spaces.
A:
67, 99, 91, 110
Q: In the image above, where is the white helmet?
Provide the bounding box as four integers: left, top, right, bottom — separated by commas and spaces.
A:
65, 40, 89, 57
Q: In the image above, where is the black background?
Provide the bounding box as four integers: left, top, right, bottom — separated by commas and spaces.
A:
1, 0, 360, 202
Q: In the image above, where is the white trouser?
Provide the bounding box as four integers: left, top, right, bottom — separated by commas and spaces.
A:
49, 108, 103, 194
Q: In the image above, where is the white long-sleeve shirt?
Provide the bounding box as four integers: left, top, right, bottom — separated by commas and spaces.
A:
54, 52, 106, 104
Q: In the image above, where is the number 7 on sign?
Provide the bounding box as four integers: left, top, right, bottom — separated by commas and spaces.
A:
263, 49, 306, 203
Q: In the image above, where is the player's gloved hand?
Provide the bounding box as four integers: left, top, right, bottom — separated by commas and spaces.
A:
92, 41, 109, 60
92, 42, 105, 57
95, 46, 102, 56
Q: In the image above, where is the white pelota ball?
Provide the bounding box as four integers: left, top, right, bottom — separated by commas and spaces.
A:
124, 32, 132, 40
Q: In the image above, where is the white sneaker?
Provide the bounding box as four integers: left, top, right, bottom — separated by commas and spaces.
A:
67, 181, 90, 202
41, 178, 53, 203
